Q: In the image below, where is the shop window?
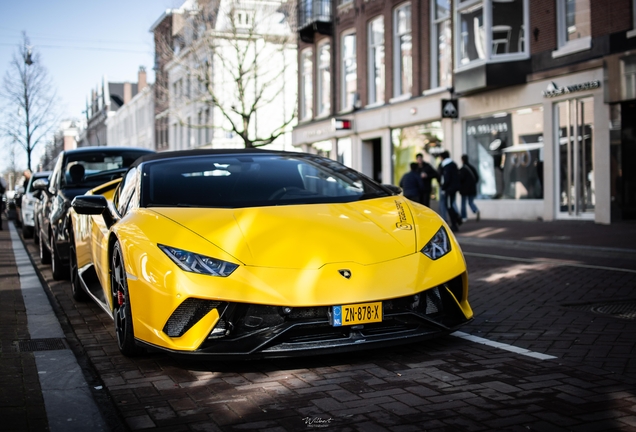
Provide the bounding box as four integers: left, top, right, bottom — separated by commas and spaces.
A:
465, 106, 544, 200
300, 49, 313, 120
341, 31, 357, 111
368, 16, 385, 105
393, 3, 412, 97
391, 122, 444, 186
431, 0, 452, 88
317, 42, 331, 117
338, 138, 353, 167
312, 140, 332, 158
553, 0, 591, 58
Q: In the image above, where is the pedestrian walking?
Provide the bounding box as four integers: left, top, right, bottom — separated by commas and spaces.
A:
459, 154, 480, 222
415, 153, 439, 207
438, 151, 462, 232
399, 162, 424, 203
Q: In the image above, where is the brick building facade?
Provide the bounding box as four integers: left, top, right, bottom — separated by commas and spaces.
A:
292, 0, 636, 223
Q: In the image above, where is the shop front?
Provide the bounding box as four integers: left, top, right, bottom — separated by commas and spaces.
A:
457, 68, 609, 223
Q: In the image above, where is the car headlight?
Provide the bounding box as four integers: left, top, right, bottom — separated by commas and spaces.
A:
158, 244, 238, 277
421, 227, 451, 260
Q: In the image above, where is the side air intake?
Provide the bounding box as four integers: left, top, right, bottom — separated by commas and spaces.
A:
163, 299, 223, 337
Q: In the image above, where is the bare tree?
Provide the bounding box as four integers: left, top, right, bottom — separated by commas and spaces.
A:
1, 32, 58, 171
162, 0, 297, 149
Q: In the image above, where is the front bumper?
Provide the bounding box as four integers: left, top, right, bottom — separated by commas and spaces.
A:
137, 275, 472, 359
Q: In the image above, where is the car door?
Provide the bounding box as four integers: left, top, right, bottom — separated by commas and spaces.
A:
41, 154, 65, 247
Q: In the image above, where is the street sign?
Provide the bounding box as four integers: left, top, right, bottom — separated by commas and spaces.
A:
333, 118, 352, 130
441, 99, 458, 119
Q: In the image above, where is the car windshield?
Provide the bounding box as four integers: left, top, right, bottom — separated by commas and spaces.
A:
142, 154, 390, 208
62, 150, 150, 188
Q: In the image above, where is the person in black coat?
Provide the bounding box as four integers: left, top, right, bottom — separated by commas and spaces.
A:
459, 154, 480, 221
415, 153, 439, 207
399, 162, 424, 203
438, 151, 462, 231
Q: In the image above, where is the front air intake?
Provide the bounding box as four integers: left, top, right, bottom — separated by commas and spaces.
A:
163, 298, 223, 337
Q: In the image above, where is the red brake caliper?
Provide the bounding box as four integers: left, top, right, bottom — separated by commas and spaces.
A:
117, 290, 125, 306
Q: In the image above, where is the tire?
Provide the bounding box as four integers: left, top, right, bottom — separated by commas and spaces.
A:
39, 231, 51, 264
51, 235, 68, 281
111, 241, 143, 357
22, 224, 33, 238
70, 242, 88, 301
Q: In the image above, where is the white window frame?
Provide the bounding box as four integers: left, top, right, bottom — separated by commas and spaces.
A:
393, 3, 412, 98
455, 0, 530, 71
317, 41, 331, 117
552, 0, 591, 58
341, 30, 357, 112
368, 16, 385, 106
300, 48, 313, 120
430, 0, 452, 90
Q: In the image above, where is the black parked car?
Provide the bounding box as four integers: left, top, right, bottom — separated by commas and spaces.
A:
34, 147, 154, 280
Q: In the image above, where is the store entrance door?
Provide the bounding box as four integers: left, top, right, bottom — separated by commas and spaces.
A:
555, 97, 595, 218
620, 101, 636, 219
362, 138, 383, 183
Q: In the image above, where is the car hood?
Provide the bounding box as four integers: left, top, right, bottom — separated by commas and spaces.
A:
150, 197, 434, 269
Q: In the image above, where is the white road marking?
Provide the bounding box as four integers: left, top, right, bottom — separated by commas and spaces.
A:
464, 251, 636, 274
451, 331, 558, 360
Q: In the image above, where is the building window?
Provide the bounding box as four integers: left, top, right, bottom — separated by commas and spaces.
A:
368, 16, 385, 105
300, 49, 313, 120
431, 0, 452, 88
341, 31, 357, 111
393, 3, 412, 97
623, 57, 636, 100
465, 106, 544, 200
456, 0, 528, 66
457, 1, 485, 66
554, 0, 591, 56
317, 42, 331, 117
337, 138, 352, 167
492, 0, 524, 55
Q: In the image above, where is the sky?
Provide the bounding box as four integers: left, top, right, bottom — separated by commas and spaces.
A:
0, 0, 183, 173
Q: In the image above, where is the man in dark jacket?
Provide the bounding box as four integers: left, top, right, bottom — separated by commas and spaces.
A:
459, 154, 480, 221
438, 151, 462, 231
415, 153, 439, 207
399, 162, 424, 203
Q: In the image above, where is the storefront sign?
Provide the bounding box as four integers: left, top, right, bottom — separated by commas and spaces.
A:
542, 80, 601, 98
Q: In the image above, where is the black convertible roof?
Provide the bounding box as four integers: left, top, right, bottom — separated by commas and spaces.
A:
130, 148, 310, 168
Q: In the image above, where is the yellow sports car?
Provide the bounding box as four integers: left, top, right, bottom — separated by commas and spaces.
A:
70, 149, 473, 358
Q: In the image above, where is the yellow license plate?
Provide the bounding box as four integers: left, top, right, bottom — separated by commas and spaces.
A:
332, 302, 382, 327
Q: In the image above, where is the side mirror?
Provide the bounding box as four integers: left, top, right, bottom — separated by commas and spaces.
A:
72, 195, 108, 215
383, 184, 402, 195
32, 178, 49, 191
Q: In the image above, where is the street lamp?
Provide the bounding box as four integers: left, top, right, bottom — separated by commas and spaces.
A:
24, 47, 33, 65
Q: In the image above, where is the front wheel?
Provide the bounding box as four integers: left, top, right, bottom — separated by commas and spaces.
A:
111, 241, 143, 357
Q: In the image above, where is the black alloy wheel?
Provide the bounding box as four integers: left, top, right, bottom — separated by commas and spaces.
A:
39, 230, 51, 264
69, 241, 88, 301
111, 241, 143, 357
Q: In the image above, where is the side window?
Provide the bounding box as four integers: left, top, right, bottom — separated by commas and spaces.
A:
116, 167, 138, 215
49, 156, 64, 193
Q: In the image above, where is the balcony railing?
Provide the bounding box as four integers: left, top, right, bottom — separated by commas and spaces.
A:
298, 0, 332, 43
